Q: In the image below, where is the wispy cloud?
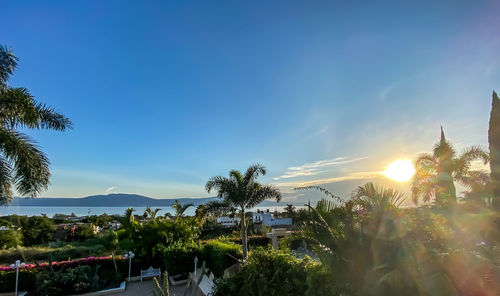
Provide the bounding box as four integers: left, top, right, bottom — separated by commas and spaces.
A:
274, 171, 382, 188
273, 156, 367, 180
105, 186, 117, 194
313, 125, 329, 137
379, 81, 400, 101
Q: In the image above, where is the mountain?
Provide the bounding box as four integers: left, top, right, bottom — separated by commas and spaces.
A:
9, 194, 216, 207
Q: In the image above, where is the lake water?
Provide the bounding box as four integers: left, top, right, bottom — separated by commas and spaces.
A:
0, 205, 300, 217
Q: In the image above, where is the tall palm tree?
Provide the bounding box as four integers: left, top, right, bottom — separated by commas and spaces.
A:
205, 164, 281, 260
0, 46, 72, 204
411, 127, 489, 209
171, 200, 194, 218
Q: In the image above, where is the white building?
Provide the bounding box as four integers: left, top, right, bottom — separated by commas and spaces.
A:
252, 212, 292, 227
110, 221, 121, 230
217, 216, 241, 227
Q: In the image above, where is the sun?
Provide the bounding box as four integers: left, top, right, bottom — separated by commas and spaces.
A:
383, 159, 415, 182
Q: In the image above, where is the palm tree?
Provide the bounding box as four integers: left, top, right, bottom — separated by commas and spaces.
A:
284, 204, 296, 219
354, 182, 405, 212
0, 46, 72, 204
101, 230, 120, 272
144, 206, 161, 220
171, 200, 194, 218
194, 204, 208, 227
411, 127, 489, 209
205, 164, 281, 260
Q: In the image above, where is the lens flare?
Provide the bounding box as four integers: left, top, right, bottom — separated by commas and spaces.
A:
383, 159, 415, 182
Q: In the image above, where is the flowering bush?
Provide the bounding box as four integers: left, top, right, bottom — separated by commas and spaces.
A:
0, 256, 127, 293
0, 255, 125, 271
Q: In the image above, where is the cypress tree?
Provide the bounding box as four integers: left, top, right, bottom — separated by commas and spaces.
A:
489, 91, 500, 210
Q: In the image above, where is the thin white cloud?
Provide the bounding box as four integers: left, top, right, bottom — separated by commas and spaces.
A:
105, 186, 117, 194
379, 81, 400, 101
313, 125, 329, 137
274, 171, 382, 188
273, 156, 367, 180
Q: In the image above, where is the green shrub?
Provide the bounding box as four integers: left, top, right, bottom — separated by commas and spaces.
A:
0, 242, 105, 264
163, 241, 201, 276
35, 264, 114, 295
0, 229, 23, 249
19, 216, 54, 246
0, 269, 37, 293
214, 248, 338, 296
163, 240, 242, 277
227, 235, 270, 248
201, 240, 241, 277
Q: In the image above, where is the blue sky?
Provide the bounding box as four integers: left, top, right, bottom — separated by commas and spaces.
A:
1, 0, 499, 202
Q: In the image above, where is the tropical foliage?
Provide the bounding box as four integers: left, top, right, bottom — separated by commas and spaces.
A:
172, 200, 194, 218
206, 164, 281, 259
294, 182, 500, 295
163, 240, 241, 277
0, 46, 72, 204
411, 127, 489, 209
214, 247, 337, 296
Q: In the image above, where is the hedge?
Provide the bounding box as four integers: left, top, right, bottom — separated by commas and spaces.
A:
0, 243, 105, 264
0, 269, 38, 293
200, 240, 242, 277
163, 240, 242, 277
0, 257, 127, 293
227, 235, 271, 248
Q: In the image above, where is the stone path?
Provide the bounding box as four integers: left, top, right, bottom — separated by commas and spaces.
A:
114, 280, 187, 296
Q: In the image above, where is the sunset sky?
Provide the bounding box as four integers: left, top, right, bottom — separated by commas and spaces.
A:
1, 0, 499, 203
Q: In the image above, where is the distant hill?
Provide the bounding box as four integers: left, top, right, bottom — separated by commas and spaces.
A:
7, 193, 302, 208
9, 193, 216, 207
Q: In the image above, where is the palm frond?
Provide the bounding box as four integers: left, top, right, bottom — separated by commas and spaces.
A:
414, 153, 436, 168
243, 164, 266, 185
457, 145, 489, 165
245, 183, 281, 208
0, 128, 50, 197
353, 182, 405, 210
0, 45, 18, 87
0, 87, 72, 131
432, 139, 456, 160
0, 157, 13, 205
295, 185, 344, 203
204, 200, 235, 216
205, 176, 234, 197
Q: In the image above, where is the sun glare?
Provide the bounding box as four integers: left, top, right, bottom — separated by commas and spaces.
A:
383, 159, 415, 182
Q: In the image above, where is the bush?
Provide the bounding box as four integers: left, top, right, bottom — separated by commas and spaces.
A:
163, 242, 201, 276
213, 248, 338, 296
0, 229, 23, 249
0, 269, 37, 293
227, 235, 271, 248
0, 242, 105, 264
20, 216, 54, 246
0, 258, 127, 294
35, 264, 123, 295
163, 240, 242, 277
201, 240, 242, 277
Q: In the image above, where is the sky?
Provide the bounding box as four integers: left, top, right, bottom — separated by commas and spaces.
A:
1, 0, 499, 203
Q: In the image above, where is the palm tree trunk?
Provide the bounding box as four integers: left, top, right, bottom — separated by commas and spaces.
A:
112, 251, 117, 272
240, 208, 248, 261
436, 155, 457, 210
